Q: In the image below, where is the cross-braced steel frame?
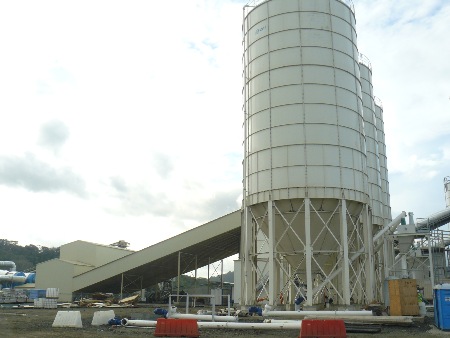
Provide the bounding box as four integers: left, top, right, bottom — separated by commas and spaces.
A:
241, 197, 376, 307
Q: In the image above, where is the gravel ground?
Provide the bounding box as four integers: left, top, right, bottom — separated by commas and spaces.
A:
0, 304, 448, 337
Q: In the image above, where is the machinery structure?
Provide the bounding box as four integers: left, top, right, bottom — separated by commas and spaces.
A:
236, 0, 448, 308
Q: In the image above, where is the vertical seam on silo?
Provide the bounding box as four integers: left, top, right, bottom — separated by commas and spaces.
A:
329, 0, 344, 200
299, 0, 307, 198
243, 8, 250, 208
265, 2, 273, 201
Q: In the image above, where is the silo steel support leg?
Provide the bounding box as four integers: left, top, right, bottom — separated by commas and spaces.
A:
363, 205, 375, 302
340, 199, 351, 305
428, 234, 435, 287
305, 198, 313, 306
268, 200, 278, 306
242, 207, 254, 306
384, 237, 395, 278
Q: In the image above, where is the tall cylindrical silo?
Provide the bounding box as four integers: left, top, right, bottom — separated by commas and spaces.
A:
359, 54, 383, 226
242, 0, 371, 307
374, 97, 392, 222
444, 177, 450, 208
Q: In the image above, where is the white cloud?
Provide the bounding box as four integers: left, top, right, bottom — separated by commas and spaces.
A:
0, 0, 245, 254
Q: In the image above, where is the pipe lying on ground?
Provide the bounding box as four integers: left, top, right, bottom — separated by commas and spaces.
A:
168, 313, 237, 322
262, 310, 373, 318
121, 319, 157, 327
121, 318, 302, 330
197, 321, 302, 330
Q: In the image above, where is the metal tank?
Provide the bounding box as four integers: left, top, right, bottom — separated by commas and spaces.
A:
374, 97, 392, 222
359, 54, 383, 227
241, 0, 373, 307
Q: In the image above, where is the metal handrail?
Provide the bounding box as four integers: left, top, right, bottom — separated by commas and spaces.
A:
359, 53, 372, 71
374, 96, 383, 109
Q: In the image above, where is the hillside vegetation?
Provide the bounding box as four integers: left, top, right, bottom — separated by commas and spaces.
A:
0, 239, 59, 272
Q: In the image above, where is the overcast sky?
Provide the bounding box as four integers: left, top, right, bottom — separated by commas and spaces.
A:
0, 0, 449, 270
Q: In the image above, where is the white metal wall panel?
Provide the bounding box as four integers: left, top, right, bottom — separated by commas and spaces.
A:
301, 47, 333, 65
330, 0, 351, 21
335, 69, 358, 92
249, 54, 269, 78
271, 105, 303, 126
271, 85, 304, 106
331, 16, 352, 37
299, 12, 331, 30
270, 66, 302, 87
303, 65, 335, 86
248, 72, 269, 96
300, 0, 331, 13
269, 47, 301, 68
249, 110, 269, 133
269, 30, 301, 51
301, 30, 333, 48
268, 0, 299, 16
269, 13, 300, 33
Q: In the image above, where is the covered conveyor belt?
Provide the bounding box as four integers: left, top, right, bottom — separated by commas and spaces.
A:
73, 210, 241, 293
416, 207, 450, 232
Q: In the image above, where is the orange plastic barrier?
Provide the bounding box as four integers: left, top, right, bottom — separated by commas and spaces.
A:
154, 318, 199, 337
299, 319, 346, 338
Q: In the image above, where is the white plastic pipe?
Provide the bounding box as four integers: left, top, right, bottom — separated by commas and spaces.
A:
121, 318, 301, 330
121, 319, 157, 327
373, 211, 406, 242
0, 273, 27, 283
264, 319, 301, 323
198, 321, 302, 330
168, 313, 237, 322
262, 310, 373, 318
0, 261, 16, 271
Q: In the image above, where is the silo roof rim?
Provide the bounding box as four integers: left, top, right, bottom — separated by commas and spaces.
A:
244, 0, 355, 14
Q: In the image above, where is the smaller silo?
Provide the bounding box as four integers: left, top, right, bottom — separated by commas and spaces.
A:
359, 54, 383, 226
374, 96, 392, 222
445, 177, 450, 208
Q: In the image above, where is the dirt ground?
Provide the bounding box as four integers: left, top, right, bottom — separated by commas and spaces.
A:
0, 304, 448, 338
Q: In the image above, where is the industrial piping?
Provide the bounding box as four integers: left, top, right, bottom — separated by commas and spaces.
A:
167, 313, 237, 322
312, 212, 406, 295
0, 261, 16, 271
262, 308, 373, 319
121, 318, 303, 330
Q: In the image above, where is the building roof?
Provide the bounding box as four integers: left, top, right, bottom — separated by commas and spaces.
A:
72, 210, 241, 293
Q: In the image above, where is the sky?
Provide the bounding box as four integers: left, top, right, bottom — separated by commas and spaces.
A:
0, 0, 449, 273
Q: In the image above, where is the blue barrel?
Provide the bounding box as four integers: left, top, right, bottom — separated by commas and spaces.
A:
434, 284, 450, 330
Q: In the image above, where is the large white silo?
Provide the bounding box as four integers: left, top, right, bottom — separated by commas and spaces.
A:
374, 97, 392, 223
359, 54, 383, 227
241, 0, 375, 307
